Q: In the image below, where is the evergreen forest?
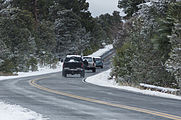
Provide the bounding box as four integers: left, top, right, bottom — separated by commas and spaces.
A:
0, 0, 122, 74
0, 0, 181, 91
112, 0, 181, 90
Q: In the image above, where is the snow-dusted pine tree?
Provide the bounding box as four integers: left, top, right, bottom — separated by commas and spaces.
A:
165, 1, 181, 92
113, 0, 178, 87
54, 9, 91, 56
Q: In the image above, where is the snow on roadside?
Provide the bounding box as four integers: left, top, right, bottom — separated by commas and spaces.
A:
139, 83, 179, 93
0, 44, 112, 120
0, 43, 180, 119
0, 63, 59, 120
0, 44, 113, 81
0, 102, 48, 120
89, 44, 113, 57
86, 69, 181, 100
0, 62, 62, 81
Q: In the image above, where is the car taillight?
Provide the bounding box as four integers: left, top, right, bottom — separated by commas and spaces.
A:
81, 63, 84, 68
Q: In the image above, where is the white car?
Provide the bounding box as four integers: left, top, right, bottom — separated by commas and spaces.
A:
83, 56, 96, 72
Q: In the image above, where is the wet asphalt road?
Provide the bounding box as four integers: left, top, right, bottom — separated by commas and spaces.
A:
0, 52, 181, 120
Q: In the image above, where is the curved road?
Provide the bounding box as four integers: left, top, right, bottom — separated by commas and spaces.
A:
0, 52, 181, 120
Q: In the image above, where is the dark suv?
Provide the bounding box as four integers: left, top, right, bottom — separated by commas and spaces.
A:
62, 55, 85, 77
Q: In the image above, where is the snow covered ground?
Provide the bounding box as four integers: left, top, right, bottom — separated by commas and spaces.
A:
89, 44, 113, 57
0, 44, 113, 81
0, 43, 180, 120
0, 64, 62, 120
0, 44, 113, 120
0, 102, 48, 120
86, 69, 181, 100
0, 63, 62, 81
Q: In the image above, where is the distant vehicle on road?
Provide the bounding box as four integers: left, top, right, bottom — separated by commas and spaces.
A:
83, 56, 96, 72
62, 55, 85, 77
94, 57, 103, 68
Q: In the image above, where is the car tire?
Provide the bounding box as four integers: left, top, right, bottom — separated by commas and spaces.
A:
62, 71, 65, 77
62, 71, 67, 77
80, 71, 85, 78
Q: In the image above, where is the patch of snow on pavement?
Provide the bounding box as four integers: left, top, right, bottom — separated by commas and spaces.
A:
86, 69, 181, 100
0, 102, 48, 120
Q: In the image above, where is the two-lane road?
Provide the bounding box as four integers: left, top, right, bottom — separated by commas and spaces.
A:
0, 53, 181, 120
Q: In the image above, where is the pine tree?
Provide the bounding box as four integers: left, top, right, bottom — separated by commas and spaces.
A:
0, 40, 14, 73
113, 0, 177, 87
11, 0, 54, 21
118, 0, 145, 18
54, 10, 89, 56
0, 8, 37, 72
165, 1, 181, 91
57, 0, 89, 14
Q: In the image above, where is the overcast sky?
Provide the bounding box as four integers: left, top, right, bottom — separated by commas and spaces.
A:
86, 0, 125, 17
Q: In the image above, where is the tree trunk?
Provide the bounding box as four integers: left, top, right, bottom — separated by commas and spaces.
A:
34, 0, 38, 22
179, 78, 181, 95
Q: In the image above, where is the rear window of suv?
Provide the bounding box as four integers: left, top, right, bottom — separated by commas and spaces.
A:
95, 58, 102, 62
83, 57, 92, 62
65, 57, 82, 62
